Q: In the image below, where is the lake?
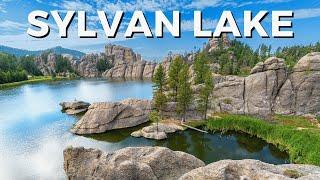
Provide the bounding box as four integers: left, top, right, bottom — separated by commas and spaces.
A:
0, 79, 289, 179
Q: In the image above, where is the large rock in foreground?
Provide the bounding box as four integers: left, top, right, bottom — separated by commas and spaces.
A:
71, 99, 152, 134
179, 159, 320, 180
63, 146, 205, 180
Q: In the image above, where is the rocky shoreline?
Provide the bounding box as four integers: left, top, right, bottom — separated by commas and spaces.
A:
63, 146, 320, 180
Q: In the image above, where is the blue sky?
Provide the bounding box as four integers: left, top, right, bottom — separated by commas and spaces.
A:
0, 0, 320, 59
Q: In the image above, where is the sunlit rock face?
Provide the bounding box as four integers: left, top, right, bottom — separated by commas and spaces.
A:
63, 146, 205, 180
212, 53, 320, 116
70, 99, 152, 134
179, 159, 320, 180
72, 53, 108, 78
275, 52, 320, 116
34, 53, 58, 76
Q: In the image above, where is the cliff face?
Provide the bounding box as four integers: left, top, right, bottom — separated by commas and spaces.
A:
211, 53, 320, 116
34, 53, 58, 76
102, 45, 159, 79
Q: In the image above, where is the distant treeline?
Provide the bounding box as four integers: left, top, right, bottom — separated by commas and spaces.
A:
0, 53, 41, 84
201, 39, 320, 76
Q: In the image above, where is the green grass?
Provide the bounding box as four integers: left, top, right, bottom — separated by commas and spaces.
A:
186, 120, 207, 128
207, 114, 320, 166
0, 76, 69, 89
274, 114, 318, 128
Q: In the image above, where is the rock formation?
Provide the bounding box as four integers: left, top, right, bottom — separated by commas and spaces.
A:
70, 99, 152, 134
275, 52, 320, 116
179, 159, 320, 180
34, 52, 58, 76
131, 123, 184, 140
211, 54, 320, 117
70, 53, 109, 78
64, 147, 320, 180
63, 146, 205, 180
60, 101, 90, 115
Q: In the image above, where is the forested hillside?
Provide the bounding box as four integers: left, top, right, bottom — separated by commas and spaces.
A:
0, 45, 85, 58
201, 38, 320, 76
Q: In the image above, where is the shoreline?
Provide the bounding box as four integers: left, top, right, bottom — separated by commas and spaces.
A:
0, 76, 74, 90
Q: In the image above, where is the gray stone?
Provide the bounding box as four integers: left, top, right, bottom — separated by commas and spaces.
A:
63, 146, 205, 180
131, 123, 184, 140
179, 159, 320, 180
275, 53, 320, 115
70, 99, 152, 134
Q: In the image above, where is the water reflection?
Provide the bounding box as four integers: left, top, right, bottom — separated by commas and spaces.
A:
0, 79, 152, 179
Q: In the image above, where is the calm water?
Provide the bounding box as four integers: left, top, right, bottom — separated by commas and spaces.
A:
0, 79, 289, 179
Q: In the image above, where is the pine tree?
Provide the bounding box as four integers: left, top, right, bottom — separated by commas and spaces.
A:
177, 64, 192, 122
152, 64, 167, 117
194, 52, 209, 84
168, 56, 184, 101
197, 70, 214, 120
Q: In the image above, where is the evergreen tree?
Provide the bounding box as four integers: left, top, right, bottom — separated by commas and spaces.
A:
198, 70, 214, 120
194, 52, 209, 84
152, 64, 167, 117
168, 56, 184, 101
148, 111, 161, 132
96, 59, 111, 73
177, 64, 192, 122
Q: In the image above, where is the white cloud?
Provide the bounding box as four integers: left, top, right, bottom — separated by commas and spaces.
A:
51, 0, 94, 12
185, 0, 223, 9
181, 19, 217, 31
0, 28, 127, 52
95, 0, 181, 13
294, 8, 320, 19
0, 3, 6, 13
0, 20, 28, 30
238, 0, 292, 7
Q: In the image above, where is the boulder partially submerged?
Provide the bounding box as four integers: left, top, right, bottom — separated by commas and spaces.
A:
60, 101, 90, 115
63, 146, 205, 180
70, 99, 152, 134
179, 159, 320, 180
131, 123, 184, 140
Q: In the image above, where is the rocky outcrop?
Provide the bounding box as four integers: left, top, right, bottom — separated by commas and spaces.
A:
244, 57, 287, 116
179, 159, 320, 180
60, 101, 90, 115
162, 101, 202, 120
34, 53, 58, 76
207, 33, 230, 52
71, 53, 109, 77
105, 44, 142, 64
212, 53, 320, 116
102, 44, 158, 79
212, 75, 246, 114
131, 123, 184, 140
64, 147, 320, 180
275, 52, 320, 116
70, 99, 152, 134
103, 60, 158, 79
63, 146, 205, 180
